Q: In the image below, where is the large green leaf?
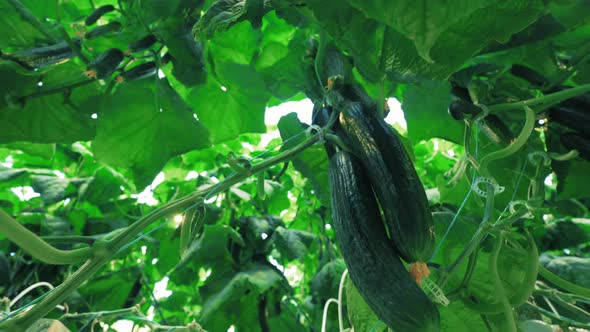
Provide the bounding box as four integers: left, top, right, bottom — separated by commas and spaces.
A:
187, 64, 268, 143
277, 112, 330, 205
93, 80, 210, 189
402, 81, 463, 143
198, 263, 284, 331
0, 94, 96, 144
346, 0, 544, 64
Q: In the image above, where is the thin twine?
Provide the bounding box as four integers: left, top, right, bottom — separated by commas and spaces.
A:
430, 125, 480, 262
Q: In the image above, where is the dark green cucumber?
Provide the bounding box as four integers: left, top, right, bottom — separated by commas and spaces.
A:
560, 133, 590, 161
87, 48, 124, 79
363, 108, 436, 263
128, 34, 157, 53
549, 105, 590, 136
480, 114, 513, 146
119, 61, 157, 81
510, 64, 549, 87
448, 99, 481, 120
1, 39, 81, 69
84, 5, 115, 25
85, 21, 122, 39
338, 102, 407, 259
329, 151, 440, 332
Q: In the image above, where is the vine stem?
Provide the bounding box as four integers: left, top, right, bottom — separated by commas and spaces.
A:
538, 265, 590, 298
0, 132, 322, 331
7, 0, 56, 43
487, 83, 590, 112
489, 234, 517, 332
0, 209, 93, 265
479, 105, 536, 177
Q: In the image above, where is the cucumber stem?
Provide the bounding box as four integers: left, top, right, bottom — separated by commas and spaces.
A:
538, 264, 590, 298
488, 83, 590, 112
0, 209, 92, 265
7, 0, 57, 43
489, 234, 517, 332
479, 105, 535, 177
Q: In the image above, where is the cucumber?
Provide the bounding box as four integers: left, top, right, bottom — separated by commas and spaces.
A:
363, 108, 436, 263
560, 133, 590, 161
549, 105, 590, 136
86, 48, 124, 79
85, 5, 115, 26
339, 101, 435, 263
1, 39, 81, 69
479, 114, 513, 146
329, 151, 440, 332
85, 21, 122, 39
510, 64, 549, 87
128, 34, 157, 53
119, 61, 157, 82
448, 99, 481, 120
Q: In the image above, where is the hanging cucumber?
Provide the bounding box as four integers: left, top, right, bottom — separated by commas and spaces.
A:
85, 48, 124, 79
560, 133, 590, 161
1, 39, 81, 70
84, 5, 116, 26
339, 101, 435, 263
118, 61, 157, 82
549, 105, 590, 136
314, 36, 353, 90
363, 107, 436, 263
128, 34, 158, 53
329, 151, 440, 332
85, 21, 122, 39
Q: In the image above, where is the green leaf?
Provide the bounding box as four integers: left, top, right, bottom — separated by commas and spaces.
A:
30, 175, 76, 204
346, 0, 544, 64
277, 113, 330, 205
207, 20, 262, 65
310, 259, 346, 301
78, 268, 139, 310
93, 80, 210, 189
346, 278, 388, 332
0, 1, 51, 48
402, 81, 463, 143
2, 142, 55, 160
439, 301, 488, 332
199, 263, 284, 331
187, 65, 268, 143
0, 95, 96, 144
193, 0, 269, 40
79, 167, 126, 205
273, 226, 317, 260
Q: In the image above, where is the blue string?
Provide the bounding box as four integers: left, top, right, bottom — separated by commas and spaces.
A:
117, 221, 168, 254
493, 146, 530, 225
430, 125, 479, 262
369, 320, 383, 332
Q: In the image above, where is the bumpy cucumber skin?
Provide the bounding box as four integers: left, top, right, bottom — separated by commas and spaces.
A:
88, 48, 124, 79
3, 39, 81, 69
129, 34, 157, 53
120, 61, 157, 81
363, 109, 436, 263
85, 21, 122, 39
340, 101, 434, 263
329, 151, 440, 332
549, 106, 590, 136
85, 5, 115, 26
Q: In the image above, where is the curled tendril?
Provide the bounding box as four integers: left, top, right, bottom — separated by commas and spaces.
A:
549, 150, 580, 161
508, 200, 534, 219
306, 124, 325, 144
528, 151, 551, 166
